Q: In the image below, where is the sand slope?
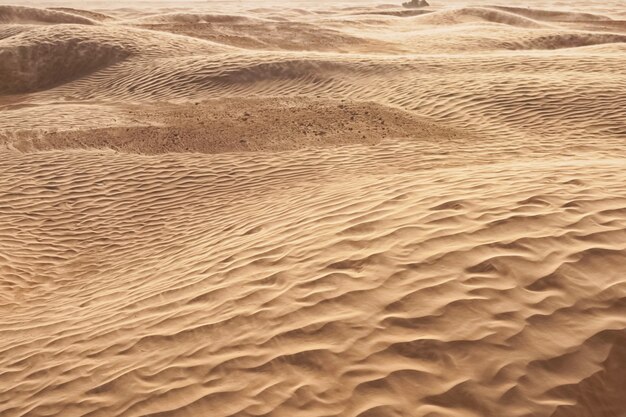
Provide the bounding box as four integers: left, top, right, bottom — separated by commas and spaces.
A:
0, 1, 625, 417
0, 5, 97, 25
0, 98, 470, 153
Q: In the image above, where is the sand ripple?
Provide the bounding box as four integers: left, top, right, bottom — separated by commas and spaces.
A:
1, 1, 625, 416
1, 148, 625, 417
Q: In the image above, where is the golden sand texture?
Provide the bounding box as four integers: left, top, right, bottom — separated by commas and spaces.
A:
0, 1, 625, 417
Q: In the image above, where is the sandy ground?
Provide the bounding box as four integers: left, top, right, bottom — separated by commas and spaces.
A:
0, 1, 625, 417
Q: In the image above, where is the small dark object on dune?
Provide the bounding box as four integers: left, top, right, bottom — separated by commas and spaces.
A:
402, 0, 429, 8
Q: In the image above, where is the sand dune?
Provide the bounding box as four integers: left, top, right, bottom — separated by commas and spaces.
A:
0, 5, 97, 25
128, 12, 396, 52
410, 7, 548, 27
0, 1, 625, 417
0, 26, 132, 93
0, 24, 233, 94
27, 51, 623, 146
130, 12, 268, 25
506, 31, 626, 49
1, 149, 624, 417
0, 98, 471, 153
0, 23, 34, 40
47, 7, 114, 21
352, 9, 432, 17
489, 5, 614, 22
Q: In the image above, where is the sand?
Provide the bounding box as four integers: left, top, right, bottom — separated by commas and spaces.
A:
0, 1, 625, 417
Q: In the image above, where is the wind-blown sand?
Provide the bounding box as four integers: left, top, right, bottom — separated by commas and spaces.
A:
0, 1, 625, 417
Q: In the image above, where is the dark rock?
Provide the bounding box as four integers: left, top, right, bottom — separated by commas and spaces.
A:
402, 0, 429, 8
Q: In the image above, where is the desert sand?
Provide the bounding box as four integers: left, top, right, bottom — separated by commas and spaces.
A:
0, 1, 625, 416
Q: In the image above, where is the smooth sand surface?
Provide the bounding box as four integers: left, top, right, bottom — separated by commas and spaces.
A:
0, 1, 625, 416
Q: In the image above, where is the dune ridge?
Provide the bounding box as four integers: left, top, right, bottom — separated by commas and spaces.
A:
409, 7, 548, 28
489, 5, 614, 22
0, 24, 234, 94
0, 5, 96, 25
0, 1, 625, 417
22, 51, 622, 148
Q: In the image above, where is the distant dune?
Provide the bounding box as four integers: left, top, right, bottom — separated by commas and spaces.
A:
0, 1, 625, 417
0, 5, 97, 24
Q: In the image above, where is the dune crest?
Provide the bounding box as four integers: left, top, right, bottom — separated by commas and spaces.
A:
411, 6, 548, 27
0, 5, 96, 25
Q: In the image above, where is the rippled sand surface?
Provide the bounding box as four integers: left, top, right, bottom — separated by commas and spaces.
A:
1, 1, 625, 416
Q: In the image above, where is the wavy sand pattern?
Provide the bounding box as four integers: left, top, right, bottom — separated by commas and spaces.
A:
0, 1, 625, 417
